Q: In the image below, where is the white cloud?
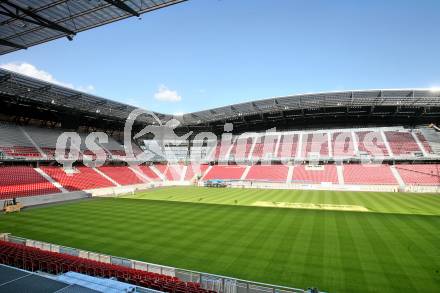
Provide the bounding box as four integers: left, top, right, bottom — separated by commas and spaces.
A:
0, 62, 95, 93
77, 85, 95, 92
154, 84, 182, 102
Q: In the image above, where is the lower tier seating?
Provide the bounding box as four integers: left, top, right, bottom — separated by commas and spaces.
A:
41, 166, 115, 191
245, 165, 289, 182
184, 164, 210, 181
0, 240, 211, 293
292, 165, 338, 184
1, 163, 440, 200
138, 165, 162, 181
343, 164, 397, 185
396, 164, 440, 185
203, 165, 246, 180
97, 166, 145, 185
156, 164, 185, 181
0, 166, 59, 199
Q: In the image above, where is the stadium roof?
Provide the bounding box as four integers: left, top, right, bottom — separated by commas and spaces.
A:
182, 88, 440, 126
1, 68, 440, 128
0, 0, 186, 55
0, 67, 173, 125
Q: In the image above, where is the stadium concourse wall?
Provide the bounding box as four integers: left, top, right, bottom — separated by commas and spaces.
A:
0, 191, 91, 209
0, 233, 308, 293
89, 181, 192, 197
212, 180, 400, 193
0, 182, 192, 208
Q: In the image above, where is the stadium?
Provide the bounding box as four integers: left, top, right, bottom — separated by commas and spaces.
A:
0, 1, 439, 293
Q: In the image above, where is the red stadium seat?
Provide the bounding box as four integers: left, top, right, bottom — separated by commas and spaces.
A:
396, 164, 440, 185
385, 131, 421, 155
292, 165, 338, 184
0, 166, 59, 199
0, 240, 211, 293
98, 166, 146, 185
41, 166, 115, 191
203, 165, 246, 180
245, 165, 289, 182
343, 164, 397, 185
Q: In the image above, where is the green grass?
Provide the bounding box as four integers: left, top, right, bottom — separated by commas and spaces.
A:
126, 187, 440, 215
0, 187, 439, 293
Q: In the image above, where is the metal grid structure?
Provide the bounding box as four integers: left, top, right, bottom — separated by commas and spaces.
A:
0, 68, 172, 124
182, 89, 440, 125
2, 68, 440, 128
0, 0, 187, 55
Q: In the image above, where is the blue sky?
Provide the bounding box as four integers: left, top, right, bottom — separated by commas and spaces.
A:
1, 0, 440, 114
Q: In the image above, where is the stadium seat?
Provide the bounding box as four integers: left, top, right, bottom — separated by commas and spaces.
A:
203, 165, 246, 180
138, 166, 162, 181
250, 135, 278, 161
385, 131, 421, 155
245, 165, 289, 182
343, 164, 397, 185
415, 132, 434, 154
0, 166, 60, 199
0, 240, 213, 293
41, 166, 115, 191
332, 132, 355, 157
356, 131, 389, 157
396, 164, 440, 185
301, 133, 329, 158
229, 136, 255, 161
184, 164, 210, 181
277, 134, 299, 159
98, 166, 146, 185
292, 165, 338, 184
156, 164, 186, 181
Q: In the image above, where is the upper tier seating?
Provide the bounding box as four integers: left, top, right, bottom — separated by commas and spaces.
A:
396, 164, 440, 185
212, 137, 237, 161
0, 123, 43, 158
0, 240, 212, 293
229, 136, 255, 161
203, 165, 246, 180
251, 135, 278, 160
301, 133, 329, 158
332, 132, 355, 157
415, 132, 434, 154
343, 164, 397, 185
277, 134, 299, 158
0, 123, 127, 159
245, 165, 289, 182
292, 165, 338, 184
0, 123, 33, 147
0, 166, 59, 199
0, 146, 41, 158
41, 166, 115, 191
356, 131, 389, 156
385, 131, 421, 155
97, 166, 145, 185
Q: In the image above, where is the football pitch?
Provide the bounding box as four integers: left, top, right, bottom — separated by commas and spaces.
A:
0, 187, 439, 293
